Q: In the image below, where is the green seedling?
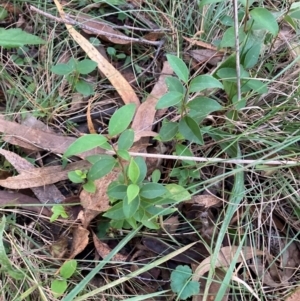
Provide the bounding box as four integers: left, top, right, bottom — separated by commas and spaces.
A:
51, 58, 97, 96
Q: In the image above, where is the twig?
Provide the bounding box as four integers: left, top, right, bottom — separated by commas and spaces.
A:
29, 5, 163, 46
122, 152, 299, 166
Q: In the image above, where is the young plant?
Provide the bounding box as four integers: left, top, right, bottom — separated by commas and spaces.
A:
51, 58, 97, 96
170, 265, 200, 300
63, 104, 191, 230
51, 259, 77, 297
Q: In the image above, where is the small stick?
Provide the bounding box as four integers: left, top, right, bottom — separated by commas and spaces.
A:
30, 5, 163, 46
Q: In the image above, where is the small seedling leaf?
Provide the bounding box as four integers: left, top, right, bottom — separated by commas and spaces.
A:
76, 59, 97, 74
75, 80, 94, 96
166, 54, 189, 83
250, 8, 279, 36
155, 91, 184, 109
50, 205, 69, 222
64, 134, 108, 158
118, 129, 135, 150
116, 149, 131, 161
140, 183, 167, 199
104, 201, 126, 220
88, 158, 116, 180
108, 104, 136, 137
83, 180, 96, 193
51, 63, 74, 75
108, 184, 127, 199
220, 27, 246, 48
151, 169, 161, 183
187, 96, 223, 122
68, 171, 85, 183
128, 158, 140, 183
60, 260, 77, 279
127, 184, 140, 204
133, 157, 147, 183
179, 116, 203, 145
189, 75, 223, 93
51, 279, 68, 296
165, 77, 186, 94
157, 121, 178, 141
171, 265, 199, 300
0, 28, 46, 48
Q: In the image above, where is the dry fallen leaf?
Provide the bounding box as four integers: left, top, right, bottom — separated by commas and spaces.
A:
92, 232, 127, 261
69, 226, 90, 259
74, 13, 131, 45
0, 153, 90, 189
194, 269, 228, 301
131, 61, 173, 139
79, 171, 118, 228
0, 149, 65, 204
0, 118, 105, 158
54, 0, 140, 107
285, 288, 300, 301
189, 194, 222, 208
183, 36, 219, 51
193, 246, 264, 282
0, 190, 51, 216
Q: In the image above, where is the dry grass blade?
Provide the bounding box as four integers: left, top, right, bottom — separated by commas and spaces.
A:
53, 0, 140, 107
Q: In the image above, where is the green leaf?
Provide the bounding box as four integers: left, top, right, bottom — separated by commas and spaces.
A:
116, 149, 130, 161
165, 77, 186, 94
187, 97, 222, 123
216, 67, 249, 81
83, 180, 96, 193
75, 80, 94, 96
220, 27, 246, 48
175, 144, 196, 166
178, 116, 204, 145
76, 59, 97, 74
68, 171, 85, 183
151, 169, 161, 183
86, 154, 113, 164
166, 54, 189, 83
165, 184, 191, 202
244, 43, 261, 69
51, 63, 74, 75
249, 8, 279, 36
123, 195, 140, 218
0, 28, 46, 48
243, 79, 267, 94
88, 158, 116, 180
189, 75, 223, 93
60, 260, 77, 279
64, 134, 108, 158
103, 202, 126, 220
127, 184, 140, 203
170, 265, 200, 300
51, 205, 68, 222
51, 279, 68, 296
108, 104, 136, 136
140, 183, 167, 199
0, 216, 24, 280
118, 129, 135, 150
157, 121, 178, 141
133, 157, 147, 183
128, 158, 140, 183
140, 211, 160, 229
108, 184, 127, 199
155, 91, 184, 109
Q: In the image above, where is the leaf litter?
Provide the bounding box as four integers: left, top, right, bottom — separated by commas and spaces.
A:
1, 1, 300, 300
